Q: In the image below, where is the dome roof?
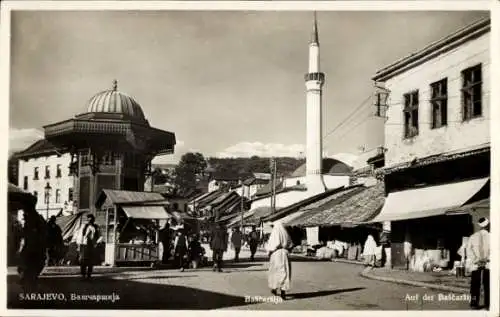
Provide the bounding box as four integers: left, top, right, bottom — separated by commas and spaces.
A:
85, 80, 146, 122
289, 158, 353, 178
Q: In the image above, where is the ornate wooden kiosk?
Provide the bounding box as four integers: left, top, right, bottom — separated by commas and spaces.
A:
43, 80, 176, 263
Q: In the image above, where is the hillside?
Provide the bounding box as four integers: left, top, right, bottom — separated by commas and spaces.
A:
207, 156, 304, 178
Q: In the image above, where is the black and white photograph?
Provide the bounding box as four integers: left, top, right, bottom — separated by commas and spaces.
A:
2, 2, 495, 313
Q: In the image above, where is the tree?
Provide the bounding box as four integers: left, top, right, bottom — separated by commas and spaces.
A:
174, 152, 207, 191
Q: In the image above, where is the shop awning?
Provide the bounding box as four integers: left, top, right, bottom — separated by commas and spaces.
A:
121, 206, 171, 220
446, 198, 490, 215
368, 177, 489, 223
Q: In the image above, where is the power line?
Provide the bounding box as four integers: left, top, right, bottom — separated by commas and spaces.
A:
322, 94, 372, 140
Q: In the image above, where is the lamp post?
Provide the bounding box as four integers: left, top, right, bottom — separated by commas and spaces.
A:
44, 183, 52, 220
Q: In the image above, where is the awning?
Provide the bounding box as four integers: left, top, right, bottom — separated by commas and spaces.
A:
121, 206, 170, 220
368, 178, 489, 223
446, 198, 490, 215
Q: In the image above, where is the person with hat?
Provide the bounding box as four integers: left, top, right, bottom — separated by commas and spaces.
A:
467, 217, 490, 309
77, 214, 102, 279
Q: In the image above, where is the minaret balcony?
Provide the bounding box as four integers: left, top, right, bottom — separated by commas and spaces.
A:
304, 72, 325, 82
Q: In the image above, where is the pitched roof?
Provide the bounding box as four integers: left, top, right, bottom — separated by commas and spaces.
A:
373, 18, 490, 82
286, 183, 385, 227
14, 139, 65, 159
228, 206, 275, 227
263, 185, 363, 223
95, 189, 168, 208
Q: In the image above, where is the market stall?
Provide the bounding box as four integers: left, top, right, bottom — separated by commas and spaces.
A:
95, 189, 172, 267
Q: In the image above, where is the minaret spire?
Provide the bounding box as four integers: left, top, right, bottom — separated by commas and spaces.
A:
304, 12, 326, 194
310, 11, 319, 44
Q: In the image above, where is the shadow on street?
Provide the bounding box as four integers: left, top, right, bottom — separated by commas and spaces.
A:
8, 274, 253, 310
288, 287, 366, 300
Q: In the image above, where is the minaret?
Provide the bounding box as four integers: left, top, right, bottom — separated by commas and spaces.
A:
304, 12, 326, 194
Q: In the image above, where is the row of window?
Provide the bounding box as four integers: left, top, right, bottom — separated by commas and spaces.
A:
403, 63, 483, 139
32, 165, 63, 180
32, 186, 74, 204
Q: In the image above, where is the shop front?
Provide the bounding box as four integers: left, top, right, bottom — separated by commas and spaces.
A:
368, 177, 489, 272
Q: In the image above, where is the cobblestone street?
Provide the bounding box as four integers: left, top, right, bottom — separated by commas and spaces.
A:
8, 254, 471, 310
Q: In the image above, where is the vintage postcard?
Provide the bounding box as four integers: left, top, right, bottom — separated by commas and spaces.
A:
1, 1, 498, 315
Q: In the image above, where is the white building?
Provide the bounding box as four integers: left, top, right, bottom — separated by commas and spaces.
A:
15, 139, 75, 219
370, 17, 490, 270
375, 18, 490, 168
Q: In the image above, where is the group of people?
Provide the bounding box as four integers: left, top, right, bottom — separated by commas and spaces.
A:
159, 222, 206, 271
158, 222, 263, 272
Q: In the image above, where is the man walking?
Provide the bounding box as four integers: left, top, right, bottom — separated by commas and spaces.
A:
467, 217, 490, 310
159, 222, 172, 264
77, 214, 102, 279
248, 226, 260, 261
210, 223, 228, 272
46, 216, 63, 266
231, 227, 243, 262
174, 229, 188, 272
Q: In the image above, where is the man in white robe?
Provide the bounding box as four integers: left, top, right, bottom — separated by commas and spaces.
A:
266, 221, 293, 299
467, 217, 490, 309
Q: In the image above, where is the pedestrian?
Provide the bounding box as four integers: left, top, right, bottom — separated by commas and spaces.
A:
17, 206, 47, 290
467, 217, 490, 310
266, 221, 293, 300
174, 229, 188, 272
159, 222, 172, 264
248, 225, 260, 261
231, 227, 243, 262
210, 222, 228, 272
77, 214, 102, 279
362, 235, 377, 267
47, 215, 63, 266
188, 234, 204, 269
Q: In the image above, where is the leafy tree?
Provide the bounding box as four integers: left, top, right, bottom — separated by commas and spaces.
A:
174, 152, 207, 191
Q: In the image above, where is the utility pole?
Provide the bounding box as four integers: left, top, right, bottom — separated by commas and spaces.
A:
270, 157, 277, 213
240, 178, 244, 229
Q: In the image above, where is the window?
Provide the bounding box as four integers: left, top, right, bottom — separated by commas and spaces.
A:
102, 152, 114, 165
68, 188, 74, 201
430, 79, 448, 129
403, 91, 419, 138
33, 191, 38, 199
461, 64, 482, 120
33, 167, 39, 180
45, 165, 50, 179
56, 164, 62, 178
44, 189, 50, 204
55, 189, 61, 203
23, 176, 28, 190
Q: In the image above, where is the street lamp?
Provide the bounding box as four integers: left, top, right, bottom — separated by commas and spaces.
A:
44, 182, 52, 219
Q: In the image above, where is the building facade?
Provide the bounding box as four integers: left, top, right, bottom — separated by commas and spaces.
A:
379, 19, 490, 167
371, 18, 490, 272
15, 140, 75, 219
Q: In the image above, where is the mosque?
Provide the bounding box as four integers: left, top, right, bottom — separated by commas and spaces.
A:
249, 15, 354, 213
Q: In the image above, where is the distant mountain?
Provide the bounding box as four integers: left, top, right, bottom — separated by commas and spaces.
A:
206, 156, 304, 179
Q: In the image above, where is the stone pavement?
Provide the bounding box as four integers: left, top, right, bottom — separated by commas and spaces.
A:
363, 267, 470, 293
7, 258, 472, 310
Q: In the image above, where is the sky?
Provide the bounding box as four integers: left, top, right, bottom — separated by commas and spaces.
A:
9, 10, 488, 167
